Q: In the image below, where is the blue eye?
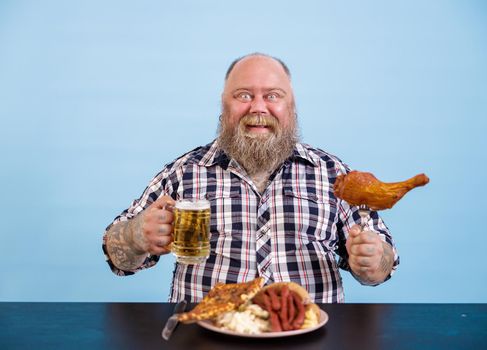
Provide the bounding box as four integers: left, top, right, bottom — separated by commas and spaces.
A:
236, 92, 252, 101
266, 93, 279, 101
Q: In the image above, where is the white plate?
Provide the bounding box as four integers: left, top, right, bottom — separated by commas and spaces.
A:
197, 309, 328, 338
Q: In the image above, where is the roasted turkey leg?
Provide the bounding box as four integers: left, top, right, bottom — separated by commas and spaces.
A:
334, 171, 429, 210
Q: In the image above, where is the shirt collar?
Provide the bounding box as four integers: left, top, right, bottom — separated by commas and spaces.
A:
291, 143, 318, 167
197, 140, 230, 168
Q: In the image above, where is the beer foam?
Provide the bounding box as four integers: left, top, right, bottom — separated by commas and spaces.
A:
175, 199, 210, 210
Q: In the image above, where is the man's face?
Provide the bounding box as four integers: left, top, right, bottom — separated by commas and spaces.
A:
217, 55, 299, 176
221, 55, 296, 136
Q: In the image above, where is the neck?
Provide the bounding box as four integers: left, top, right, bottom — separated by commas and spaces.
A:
250, 169, 273, 193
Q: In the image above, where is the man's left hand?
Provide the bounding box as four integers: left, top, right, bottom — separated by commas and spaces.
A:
346, 224, 393, 284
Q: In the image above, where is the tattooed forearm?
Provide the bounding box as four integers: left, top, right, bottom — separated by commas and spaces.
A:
106, 213, 148, 271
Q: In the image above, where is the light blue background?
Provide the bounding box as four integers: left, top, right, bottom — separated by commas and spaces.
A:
1, 0, 486, 303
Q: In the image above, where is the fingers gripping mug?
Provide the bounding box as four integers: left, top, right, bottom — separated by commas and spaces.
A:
171, 199, 211, 264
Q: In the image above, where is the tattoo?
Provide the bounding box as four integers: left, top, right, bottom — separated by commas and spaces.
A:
355, 271, 375, 285
129, 213, 149, 253
106, 214, 148, 271
353, 242, 394, 285
379, 242, 394, 275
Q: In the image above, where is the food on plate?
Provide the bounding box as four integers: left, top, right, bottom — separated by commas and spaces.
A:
177, 278, 321, 334
333, 170, 429, 210
177, 277, 264, 323
252, 282, 321, 332
214, 303, 270, 334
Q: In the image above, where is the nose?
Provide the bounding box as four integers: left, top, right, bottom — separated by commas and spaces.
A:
249, 95, 269, 115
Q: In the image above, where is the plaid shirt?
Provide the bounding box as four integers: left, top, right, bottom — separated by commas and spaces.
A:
103, 140, 399, 303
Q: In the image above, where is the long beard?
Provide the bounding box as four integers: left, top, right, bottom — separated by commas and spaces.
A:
217, 113, 299, 176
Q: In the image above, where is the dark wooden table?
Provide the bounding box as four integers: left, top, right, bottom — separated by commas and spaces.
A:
1, 303, 486, 349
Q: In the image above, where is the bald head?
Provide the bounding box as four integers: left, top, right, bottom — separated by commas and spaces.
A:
225, 53, 292, 82
222, 54, 294, 105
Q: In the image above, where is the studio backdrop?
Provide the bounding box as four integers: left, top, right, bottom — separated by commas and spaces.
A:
1, 0, 486, 302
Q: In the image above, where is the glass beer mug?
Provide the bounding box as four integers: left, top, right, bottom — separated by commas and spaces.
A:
171, 199, 211, 264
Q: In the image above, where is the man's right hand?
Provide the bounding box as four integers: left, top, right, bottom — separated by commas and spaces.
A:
135, 195, 176, 255
105, 195, 176, 271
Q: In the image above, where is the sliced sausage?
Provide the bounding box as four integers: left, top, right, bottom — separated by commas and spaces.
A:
267, 288, 281, 311
291, 291, 306, 329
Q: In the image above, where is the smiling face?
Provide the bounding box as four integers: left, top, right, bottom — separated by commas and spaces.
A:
221, 55, 296, 136
217, 55, 299, 176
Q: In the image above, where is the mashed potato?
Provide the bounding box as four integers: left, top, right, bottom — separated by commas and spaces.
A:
302, 307, 319, 328
215, 304, 270, 334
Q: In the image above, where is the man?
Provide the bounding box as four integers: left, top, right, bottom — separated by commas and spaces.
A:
103, 53, 398, 303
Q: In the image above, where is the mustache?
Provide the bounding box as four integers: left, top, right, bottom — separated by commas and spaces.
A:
240, 114, 279, 130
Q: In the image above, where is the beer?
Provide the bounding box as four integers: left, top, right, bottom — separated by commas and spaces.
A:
172, 199, 211, 264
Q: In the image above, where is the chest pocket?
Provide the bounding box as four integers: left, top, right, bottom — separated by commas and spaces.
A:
282, 186, 338, 242
205, 187, 242, 236
205, 187, 246, 262
177, 167, 245, 254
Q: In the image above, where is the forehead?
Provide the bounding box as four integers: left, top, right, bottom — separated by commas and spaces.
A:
224, 56, 292, 92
